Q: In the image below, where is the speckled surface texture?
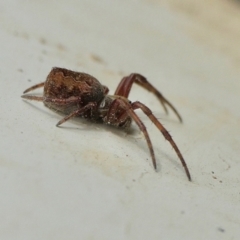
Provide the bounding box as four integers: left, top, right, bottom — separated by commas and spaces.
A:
0, 1, 240, 239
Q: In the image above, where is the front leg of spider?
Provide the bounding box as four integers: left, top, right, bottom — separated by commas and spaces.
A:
104, 96, 191, 181
131, 101, 191, 181
114, 73, 182, 122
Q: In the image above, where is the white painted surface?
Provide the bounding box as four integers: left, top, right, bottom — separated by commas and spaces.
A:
0, 0, 240, 239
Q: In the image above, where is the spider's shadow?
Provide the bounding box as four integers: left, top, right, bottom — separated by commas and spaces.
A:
22, 99, 184, 172
60, 112, 183, 172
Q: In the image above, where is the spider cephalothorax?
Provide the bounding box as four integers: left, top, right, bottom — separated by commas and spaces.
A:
22, 67, 191, 181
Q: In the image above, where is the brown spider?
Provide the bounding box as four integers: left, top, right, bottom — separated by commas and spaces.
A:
21, 67, 191, 181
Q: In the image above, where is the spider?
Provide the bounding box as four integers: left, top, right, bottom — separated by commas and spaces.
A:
21, 67, 191, 181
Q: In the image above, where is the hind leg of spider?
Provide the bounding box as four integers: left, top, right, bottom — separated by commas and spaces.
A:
21, 95, 82, 105
21, 95, 44, 101
23, 82, 45, 94
114, 73, 182, 122
131, 101, 191, 181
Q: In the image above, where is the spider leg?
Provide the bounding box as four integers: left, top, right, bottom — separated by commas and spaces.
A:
44, 96, 81, 105
21, 95, 44, 101
127, 108, 157, 169
56, 102, 97, 126
114, 73, 182, 122
109, 98, 157, 169
21, 93, 95, 126
23, 82, 45, 94
21, 95, 81, 105
131, 101, 191, 181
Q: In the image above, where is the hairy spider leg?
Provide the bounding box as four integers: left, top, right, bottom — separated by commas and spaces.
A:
21, 95, 45, 101
107, 98, 157, 169
22, 94, 96, 126
114, 73, 182, 122
23, 82, 45, 94
131, 101, 191, 181
21, 95, 82, 105
21, 94, 91, 126
56, 102, 97, 126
